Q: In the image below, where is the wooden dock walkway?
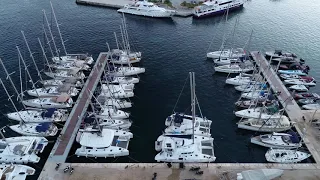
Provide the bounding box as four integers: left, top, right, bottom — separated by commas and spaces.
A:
46, 52, 108, 163
251, 51, 320, 164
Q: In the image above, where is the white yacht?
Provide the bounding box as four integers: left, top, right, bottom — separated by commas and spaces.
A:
102, 75, 139, 84
0, 164, 35, 180
288, 84, 308, 92
52, 54, 94, 65
6, 108, 68, 123
225, 73, 256, 86
237, 117, 291, 132
22, 95, 73, 109
27, 85, 79, 97
10, 122, 58, 137
214, 64, 253, 74
75, 127, 133, 158
82, 117, 132, 131
164, 113, 212, 137
117, 0, 176, 18
193, 0, 244, 18
109, 49, 141, 65
234, 106, 283, 120
207, 48, 245, 59
98, 88, 134, 99
241, 90, 270, 100
235, 83, 266, 92
93, 106, 130, 120
154, 135, 216, 162
0, 136, 48, 164
44, 68, 86, 80
96, 98, 132, 109
108, 66, 146, 76
265, 149, 310, 163
48, 61, 90, 71
284, 78, 316, 86
302, 103, 320, 110
101, 84, 135, 92
41, 78, 83, 87
251, 132, 301, 149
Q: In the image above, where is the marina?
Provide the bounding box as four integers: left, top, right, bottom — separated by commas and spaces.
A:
0, 0, 320, 179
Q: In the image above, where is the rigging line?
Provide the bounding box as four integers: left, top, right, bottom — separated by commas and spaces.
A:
127, 155, 140, 163
172, 75, 189, 114
195, 95, 203, 119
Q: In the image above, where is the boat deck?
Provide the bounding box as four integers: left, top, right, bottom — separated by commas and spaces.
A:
251, 51, 320, 163
45, 52, 108, 163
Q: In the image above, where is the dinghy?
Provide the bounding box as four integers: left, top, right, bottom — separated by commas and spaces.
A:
10, 122, 58, 137
288, 84, 308, 92
207, 48, 245, 59
6, 108, 68, 123
237, 117, 291, 132
22, 94, 73, 109
214, 64, 254, 74
0, 136, 48, 164
265, 149, 310, 163
250, 132, 301, 149
278, 70, 307, 76
302, 103, 320, 110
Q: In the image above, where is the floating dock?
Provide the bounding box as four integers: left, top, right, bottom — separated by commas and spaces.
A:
251, 51, 320, 164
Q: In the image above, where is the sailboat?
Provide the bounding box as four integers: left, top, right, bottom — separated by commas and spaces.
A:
0, 164, 35, 180
235, 83, 267, 92
0, 134, 48, 163
44, 68, 86, 80
101, 84, 135, 92
7, 108, 68, 123
250, 132, 301, 149
9, 122, 58, 137
237, 117, 291, 132
207, 48, 246, 59
288, 84, 308, 92
48, 61, 90, 71
27, 84, 79, 97
40, 78, 83, 87
214, 63, 254, 74
95, 97, 132, 109
225, 73, 257, 86
102, 75, 139, 84
108, 65, 146, 76
23, 94, 73, 109
235, 105, 283, 120
240, 90, 271, 100
94, 106, 130, 120
154, 72, 216, 163
265, 148, 310, 163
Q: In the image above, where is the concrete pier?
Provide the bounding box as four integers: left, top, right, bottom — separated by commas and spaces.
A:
251, 51, 320, 164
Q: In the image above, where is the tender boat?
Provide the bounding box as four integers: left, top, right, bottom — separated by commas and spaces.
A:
237, 169, 284, 180
44, 68, 86, 79
6, 108, 68, 123
40, 78, 83, 87
237, 117, 291, 132
278, 70, 307, 76
95, 98, 132, 109
154, 135, 216, 163
109, 49, 141, 65
250, 132, 301, 149
265, 149, 310, 163
22, 95, 73, 109
164, 113, 212, 137
0, 164, 35, 180
102, 75, 139, 84
27, 85, 79, 97
108, 66, 146, 76
207, 48, 245, 59
265, 50, 297, 58
75, 128, 133, 158
288, 84, 308, 92
117, 0, 176, 18
0, 136, 48, 163
284, 78, 316, 86
214, 64, 254, 74
235, 105, 283, 120
294, 92, 320, 99
9, 122, 58, 137
52, 54, 94, 65
302, 103, 320, 110
193, 0, 244, 18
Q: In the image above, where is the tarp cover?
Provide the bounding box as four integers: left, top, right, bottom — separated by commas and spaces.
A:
36, 122, 51, 132
41, 108, 57, 118
241, 169, 283, 180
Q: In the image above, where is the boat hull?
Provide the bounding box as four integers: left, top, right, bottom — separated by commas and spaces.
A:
250, 136, 300, 149
193, 4, 243, 19
238, 123, 291, 132
117, 9, 174, 18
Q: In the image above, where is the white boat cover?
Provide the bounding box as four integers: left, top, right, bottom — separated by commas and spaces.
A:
239, 169, 283, 180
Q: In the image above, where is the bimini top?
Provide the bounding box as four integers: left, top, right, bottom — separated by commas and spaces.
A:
41, 108, 57, 118
80, 129, 114, 148
36, 122, 52, 132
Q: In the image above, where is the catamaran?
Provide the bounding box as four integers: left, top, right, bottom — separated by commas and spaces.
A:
0, 164, 35, 180
117, 0, 176, 18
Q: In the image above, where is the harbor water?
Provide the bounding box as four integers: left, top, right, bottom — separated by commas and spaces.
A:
0, 0, 320, 178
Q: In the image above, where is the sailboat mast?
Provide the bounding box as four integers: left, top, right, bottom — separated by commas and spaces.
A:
120, 25, 127, 52
190, 72, 196, 144
42, 25, 54, 58
0, 59, 27, 109
50, 2, 67, 55
122, 14, 130, 53
43, 10, 59, 57
114, 32, 120, 50
89, 100, 103, 135
0, 79, 25, 122
38, 38, 53, 74
21, 31, 43, 81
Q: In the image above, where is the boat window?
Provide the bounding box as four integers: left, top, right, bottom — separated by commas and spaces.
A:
86, 147, 93, 149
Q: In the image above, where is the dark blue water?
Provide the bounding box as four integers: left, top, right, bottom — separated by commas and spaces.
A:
1, 0, 320, 178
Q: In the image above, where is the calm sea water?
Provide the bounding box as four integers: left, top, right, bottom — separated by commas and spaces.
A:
1, 0, 320, 178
